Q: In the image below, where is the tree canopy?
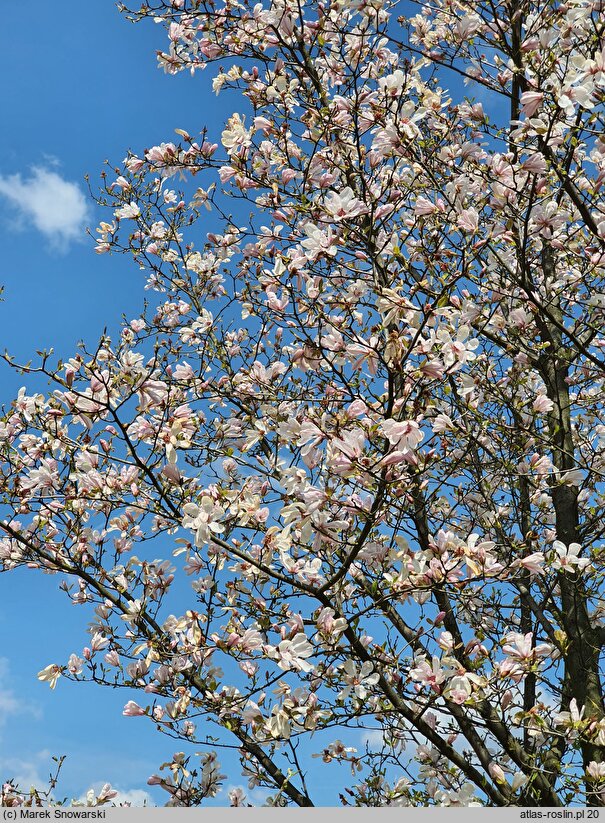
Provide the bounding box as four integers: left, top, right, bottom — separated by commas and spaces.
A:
3, 0, 605, 807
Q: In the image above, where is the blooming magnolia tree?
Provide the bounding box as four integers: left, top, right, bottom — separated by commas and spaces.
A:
2, 0, 605, 807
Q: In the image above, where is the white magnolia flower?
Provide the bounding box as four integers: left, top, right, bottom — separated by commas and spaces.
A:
67, 654, 84, 675
182, 497, 225, 548
267, 708, 291, 739
339, 660, 380, 700
300, 224, 337, 260
115, 201, 141, 220
551, 541, 590, 573
553, 697, 584, 734
38, 664, 62, 689
436, 326, 479, 371
268, 633, 314, 672
120, 598, 144, 625
221, 113, 252, 150
587, 761, 605, 781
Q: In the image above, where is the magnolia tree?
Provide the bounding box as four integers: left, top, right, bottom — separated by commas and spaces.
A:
1, 0, 605, 808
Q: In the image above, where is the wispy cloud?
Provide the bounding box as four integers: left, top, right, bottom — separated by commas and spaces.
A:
0, 757, 155, 807
0, 749, 54, 791
0, 166, 90, 250
0, 657, 41, 726
360, 728, 387, 749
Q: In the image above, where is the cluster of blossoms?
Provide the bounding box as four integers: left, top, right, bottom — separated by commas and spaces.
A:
1, 774, 119, 809
2, 0, 605, 808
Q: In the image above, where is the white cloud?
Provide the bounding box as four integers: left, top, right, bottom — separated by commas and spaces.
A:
104, 787, 155, 807
0, 165, 90, 250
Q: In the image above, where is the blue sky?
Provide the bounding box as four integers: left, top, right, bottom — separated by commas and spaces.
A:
0, 2, 241, 806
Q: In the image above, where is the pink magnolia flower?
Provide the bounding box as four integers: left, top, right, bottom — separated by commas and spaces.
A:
90, 632, 110, 652
512, 552, 545, 576
228, 787, 248, 806
380, 419, 424, 450
457, 207, 479, 233
346, 399, 368, 418
532, 394, 554, 413
409, 655, 446, 692
122, 700, 146, 716
329, 429, 366, 474
379, 448, 419, 467
414, 196, 445, 216
316, 607, 348, 638
95, 784, 119, 804
488, 763, 507, 785
502, 631, 551, 660
446, 675, 475, 704
432, 413, 454, 433
587, 761, 605, 781
137, 378, 169, 411
421, 360, 445, 379
520, 91, 544, 117
145, 142, 177, 165
226, 628, 264, 653
522, 153, 547, 174
20, 458, 60, 495
111, 175, 131, 191
529, 453, 554, 476
239, 660, 258, 677
124, 155, 144, 173
104, 650, 121, 667
322, 187, 368, 221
